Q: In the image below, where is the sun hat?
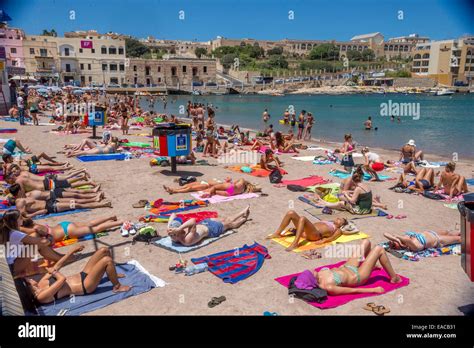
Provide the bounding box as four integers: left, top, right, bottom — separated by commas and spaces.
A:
407, 139, 416, 146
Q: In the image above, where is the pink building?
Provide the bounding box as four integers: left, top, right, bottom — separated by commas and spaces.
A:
0, 24, 26, 73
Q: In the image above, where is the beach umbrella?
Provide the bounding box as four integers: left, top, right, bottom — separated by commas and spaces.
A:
0, 10, 12, 22
72, 89, 84, 95
37, 88, 49, 93
28, 85, 47, 89
47, 86, 62, 92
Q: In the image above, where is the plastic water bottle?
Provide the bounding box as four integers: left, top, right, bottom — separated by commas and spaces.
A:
184, 263, 208, 276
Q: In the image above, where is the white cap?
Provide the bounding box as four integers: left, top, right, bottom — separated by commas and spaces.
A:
407, 139, 416, 146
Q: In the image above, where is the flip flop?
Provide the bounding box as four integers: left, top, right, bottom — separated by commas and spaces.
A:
373, 305, 391, 316
208, 296, 226, 308
363, 302, 378, 312
386, 215, 394, 219
395, 214, 407, 219
132, 200, 149, 208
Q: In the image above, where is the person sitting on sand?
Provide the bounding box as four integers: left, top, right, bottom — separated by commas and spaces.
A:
260, 149, 282, 171
275, 131, 299, 153
200, 178, 262, 198
66, 137, 120, 157
313, 170, 374, 215
14, 196, 112, 218
434, 162, 468, 198
340, 167, 387, 210
19, 215, 123, 242
400, 139, 423, 163
383, 230, 461, 252
167, 206, 250, 246
164, 178, 230, 194
304, 240, 402, 296
395, 167, 435, 192
8, 105, 19, 118
361, 147, 385, 181
2, 138, 31, 155
0, 210, 67, 276
23, 246, 131, 305
266, 210, 348, 251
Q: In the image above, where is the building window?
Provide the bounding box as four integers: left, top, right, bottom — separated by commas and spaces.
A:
158, 66, 161, 72
89, 76, 92, 82
192, 67, 198, 76
119, 64, 124, 71
422, 53, 430, 59
11, 47, 17, 54
30, 48, 35, 55
171, 67, 177, 76
81, 76, 85, 84
40, 48, 47, 57
91, 48, 95, 53
87, 63, 91, 70
134, 77, 138, 84
65, 64, 71, 72
109, 64, 118, 71
80, 63, 84, 70
203, 66, 207, 73
182, 66, 187, 73
158, 77, 161, 83
109, 47, 117, 54
79, 48, 83, 53
133, 65, 137, 72
102, 64, 107, 71
64, 47, 70, 56
12, 60, 17, 66
145, 67, 151, 75
118, 47, 124, 55
101, 46, 107, 54
146, 78, 151, 85
110, 77, 118, 84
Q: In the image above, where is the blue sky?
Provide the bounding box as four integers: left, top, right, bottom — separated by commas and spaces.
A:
3, 0, 473, 41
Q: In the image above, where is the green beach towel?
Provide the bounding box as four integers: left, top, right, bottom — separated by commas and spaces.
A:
122, 142, 151, 148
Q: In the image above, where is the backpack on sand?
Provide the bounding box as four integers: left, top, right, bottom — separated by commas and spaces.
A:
288, 276, 328, 303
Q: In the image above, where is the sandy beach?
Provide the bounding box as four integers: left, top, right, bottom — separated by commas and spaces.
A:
2, 114, 473, 316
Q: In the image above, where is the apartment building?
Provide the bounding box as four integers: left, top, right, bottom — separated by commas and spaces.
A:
0, 24, 26, 74
125, 57, 216, 86
23, 35, 60, 84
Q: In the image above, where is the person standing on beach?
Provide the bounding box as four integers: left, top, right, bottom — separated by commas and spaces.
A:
297, 110, 306, 140
17, 91, 26, 126
304, 112, 314, 140
290, 112, 296, 130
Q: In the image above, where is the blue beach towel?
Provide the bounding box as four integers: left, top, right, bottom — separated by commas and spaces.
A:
467, 179, 474, 186
329, 170, 391, 181
153, 230, 236, 253
32, 260, 165, 316
298, 195, 324, 208
33, 209, 91, 220
76, 153, 128, 162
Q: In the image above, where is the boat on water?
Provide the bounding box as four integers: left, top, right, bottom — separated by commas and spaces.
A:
435, 88, 455, 96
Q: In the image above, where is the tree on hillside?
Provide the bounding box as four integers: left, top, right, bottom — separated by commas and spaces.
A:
267, 55, 288, 69
346, 50, 362, 61
195, 47, 208, 58
309, 43, 339, 60
125, 38, 150, 58
221, 53, 239, 69
266, 47, 283, 56
361, 49, 375, 61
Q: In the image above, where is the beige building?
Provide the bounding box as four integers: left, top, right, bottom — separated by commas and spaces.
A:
141, 38, 211, 58
412, 38, 474, 86
23, 35, 60, 84
125, 57, 216, 86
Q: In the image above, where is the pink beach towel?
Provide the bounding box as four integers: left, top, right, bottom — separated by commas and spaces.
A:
275, 261, 409, 309
281, 175, 328, 187
191, 192, 259, 204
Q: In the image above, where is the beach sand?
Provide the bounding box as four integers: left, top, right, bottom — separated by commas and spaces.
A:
2, 116, 473, 316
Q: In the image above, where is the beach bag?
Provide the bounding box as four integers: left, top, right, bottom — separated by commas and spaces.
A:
287, 185, 307, 192
341, 154, 354, 168
179, 176, 196, 186
288, 276, 327, 303
269, 169, 283, 184
132, 226, 158, 245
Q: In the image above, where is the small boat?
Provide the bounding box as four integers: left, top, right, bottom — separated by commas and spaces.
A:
435, 88, 455, 96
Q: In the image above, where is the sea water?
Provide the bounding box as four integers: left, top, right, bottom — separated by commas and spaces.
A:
139, 93, 474, 160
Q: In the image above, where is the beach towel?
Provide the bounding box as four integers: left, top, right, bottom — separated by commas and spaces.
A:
0, 129, 18, 134
52, 232, 109, 249
306, 182, 341, 194
381, 242, 461, 261
33, 260, 165, 316
227, 165, 288, 178
270, 229, 369, 253
281, 175, 328, 187
329, 170, 392, 181
142, 210, 218, 223
76, 153, 128, 162
305, 207, 388, 221
313, 159, 333, 165
32, 209, 91, 220
153, 230, 236, 253
291, 156, 316, 162
466, 179, 474, 186
275, 261, 409, 309
147, 199, 208, 216
191, 242, 271, 284
191, 192, 259, 204
298, 195, 324, 209
121, 142, 151, 148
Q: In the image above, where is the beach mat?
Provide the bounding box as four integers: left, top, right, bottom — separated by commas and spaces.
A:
381, 242, 461, 261
33, 209, 91, 220
77, 153, 128, 162
191, 192, 259, 204
33, 260, 165, 316
466, 179, 474, 186
275, 261, 409, 309
0, 129, 18, 134
305, 207, 388, 221
227, 165, 288, 178
270, 230, 369, 253
298, 195, 324, 209
153, 230, 236, 253
143, 211, 218, 223
329, 170, 392, 181
121, 142, 151, 148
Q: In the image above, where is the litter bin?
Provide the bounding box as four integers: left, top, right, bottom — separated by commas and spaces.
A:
153, 123, 192, 173
458, 193, 474, 282
88, 109, 106, 139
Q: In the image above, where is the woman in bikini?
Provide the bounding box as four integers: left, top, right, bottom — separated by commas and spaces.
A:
339, 133, 356, 173
341, 167, 387, 209
266, 210, 349, 251
120, 102, 129, 135
163, 178, 231, 194
383, 230, 461, 251
23, 246, 131, 305
275, 132, 299, 153
396, 167, 435, 192
200, 178, 261, 198
310, 239, 402, 296
19, 215, 123, 243
66, 137, 120, 157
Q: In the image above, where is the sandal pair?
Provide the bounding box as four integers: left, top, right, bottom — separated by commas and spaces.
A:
208, 296, 226, 308
363, 302, 391, 316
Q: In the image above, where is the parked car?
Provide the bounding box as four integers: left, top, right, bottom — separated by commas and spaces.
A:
275, 79, 284, 84
192, 81, 204, 87
205, 82, 217, 86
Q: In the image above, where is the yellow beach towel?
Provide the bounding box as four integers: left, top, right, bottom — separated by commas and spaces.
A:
270, 230, 369, 253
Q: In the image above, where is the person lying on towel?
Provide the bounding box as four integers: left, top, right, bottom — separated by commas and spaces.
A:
2, 153, 71, 175
395, 167, 435, 193
163, 177, 231, 194
65, 137, 120, 158
306, 240, 402, 296
7, 182, 103, 203
383, 230, 461, 252
167, 206, 250, 246
22, 246, 131, 305
266, 210, 349, 251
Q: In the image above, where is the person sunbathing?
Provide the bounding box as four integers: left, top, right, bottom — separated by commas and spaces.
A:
434, 162, 468, 198
14, 197, 112, 218
265, 210, 348, 251
2, 138, 31, 155
383, 230, 461, 252
275, 131, 299, 153
24, 246, 131, 305
310, 240, 402, 295
2, 153, 71, 175
7, 183, 102, 201
396, 167, 435, 192
66, 137, 120, 157
163, 177, 230, 194
5, 163, 89, 182
167, 206, 250, 246
200, 178, 262, 198
20, 215, 123, 242
400, 139, 423, 163
0, 210, 67, 277
260, 149, 282, 171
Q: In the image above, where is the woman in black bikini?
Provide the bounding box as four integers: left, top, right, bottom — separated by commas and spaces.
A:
120, 102, 129, 135
23, 246, 131, 304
